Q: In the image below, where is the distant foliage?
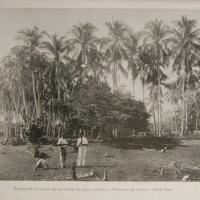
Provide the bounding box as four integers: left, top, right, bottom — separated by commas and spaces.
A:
49, 77, 150, 138
6, 136, 25, 146
25, 119, 44, 144
104, 136, 181, 150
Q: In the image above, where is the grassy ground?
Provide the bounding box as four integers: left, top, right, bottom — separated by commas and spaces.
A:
0, 141, 200, 181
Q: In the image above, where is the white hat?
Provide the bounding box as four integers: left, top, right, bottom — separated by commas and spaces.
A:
57, 138, 67, 145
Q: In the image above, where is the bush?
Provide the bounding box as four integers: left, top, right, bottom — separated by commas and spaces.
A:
48, 138, 58, 146
25, 124, 44, 144
38, 136, 49, 145
104, 136, 181, 150
7, 136, 25, 146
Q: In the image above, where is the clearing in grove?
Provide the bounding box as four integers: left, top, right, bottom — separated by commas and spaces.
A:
0, 141, 199, 181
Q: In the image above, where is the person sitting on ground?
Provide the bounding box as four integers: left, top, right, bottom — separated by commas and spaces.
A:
34, 146, 50, 159
33, 146, 50, 170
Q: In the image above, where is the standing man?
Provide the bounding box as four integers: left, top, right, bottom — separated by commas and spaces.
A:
57, 135, 68, 168
77, 132, 88, 167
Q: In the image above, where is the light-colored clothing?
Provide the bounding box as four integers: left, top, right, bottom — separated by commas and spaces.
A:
77, 136, 88, 146
57, 137, 68, 146
34, 159, 49, 170
57, 137, 68, 168
77, 136, 88, 166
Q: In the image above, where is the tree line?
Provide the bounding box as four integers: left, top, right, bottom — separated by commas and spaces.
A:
1, 15, 200, 143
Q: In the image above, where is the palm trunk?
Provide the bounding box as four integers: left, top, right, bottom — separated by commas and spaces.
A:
174, 105, 178, 135
180, 77, 185, 137
157, 66, 162, 137
112, 63, 118, 91
156, 100, 160, 136
37, 89, 41, 117
160, 103, 162, 135
22, 86, 28, 117
152, 88, 157, 133
57, 63, 61, 101
185, 93, 188, 134
195, 99, 199, 134
132, 78, 135, 97
32, 72, 39, 118
11, 84, 18, 114
142, 64, 145, 103
90, 128, 93, 138
1, 92, 8, 142
153, 105, 157, 133
32, 72, 40, 118
46, 110, 51, 138
180, 51, 186, 137
11, 85, 20, 137
170, 118, 173, 135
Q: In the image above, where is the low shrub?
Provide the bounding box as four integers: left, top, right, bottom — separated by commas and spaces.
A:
47, 138, 58, 146
103, 136, 181, 150
7, 136, 25, 146
25, 124, 44, 144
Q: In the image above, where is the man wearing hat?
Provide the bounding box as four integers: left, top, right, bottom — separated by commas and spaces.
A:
77, 133, 88, 167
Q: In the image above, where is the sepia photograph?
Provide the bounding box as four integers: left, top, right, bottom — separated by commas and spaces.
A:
1, 1, 200, 184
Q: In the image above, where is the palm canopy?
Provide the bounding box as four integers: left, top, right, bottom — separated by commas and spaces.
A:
17, 26, 45, 52
15, 26, 47, 73
68, 23, 99, 65
138, 44, 167, 86
2, 46, 32, 87
41, 33, 76, 100
41, 33, 71, 63
143, 19, 170, 67
138, 19, 170, 89
67, 22, 110, 85
100, 19, 129, 90
124, 31, 141, 82
168, 16, 200, 88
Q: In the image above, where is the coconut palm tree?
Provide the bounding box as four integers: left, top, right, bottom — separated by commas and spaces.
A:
146, 65, 167, 135
68, 23, 99, 81
16, 26, 46, 118
147, 84, 159, 133
82, 47, 109, 83
100, 19, 129, 91
137, 44, 155, 103
164, 82, 181, 134
143, 19, 170, 136
168, 15, 200, 136
124, 31, 141, 96
41, 33, 71, 100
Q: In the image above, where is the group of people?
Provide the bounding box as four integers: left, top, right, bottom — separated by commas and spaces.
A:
33, 132, 88, 171
57, 133, 88, 168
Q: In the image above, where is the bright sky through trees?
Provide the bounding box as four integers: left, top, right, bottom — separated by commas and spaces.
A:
0, 8, 200, 101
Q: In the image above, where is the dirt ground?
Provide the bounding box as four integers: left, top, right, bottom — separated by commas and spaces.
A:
0, 142, 200, 181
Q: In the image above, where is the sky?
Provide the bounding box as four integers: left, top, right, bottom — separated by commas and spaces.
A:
0, 8, 200, 102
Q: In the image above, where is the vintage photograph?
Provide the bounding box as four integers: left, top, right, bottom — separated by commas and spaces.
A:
1, 7, 200, 182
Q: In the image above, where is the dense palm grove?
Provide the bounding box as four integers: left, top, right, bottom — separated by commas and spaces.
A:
1, 15, 200, 143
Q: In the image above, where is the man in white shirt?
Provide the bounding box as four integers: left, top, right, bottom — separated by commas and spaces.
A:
57, 135, 68, 168
77, 133, 88, 167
